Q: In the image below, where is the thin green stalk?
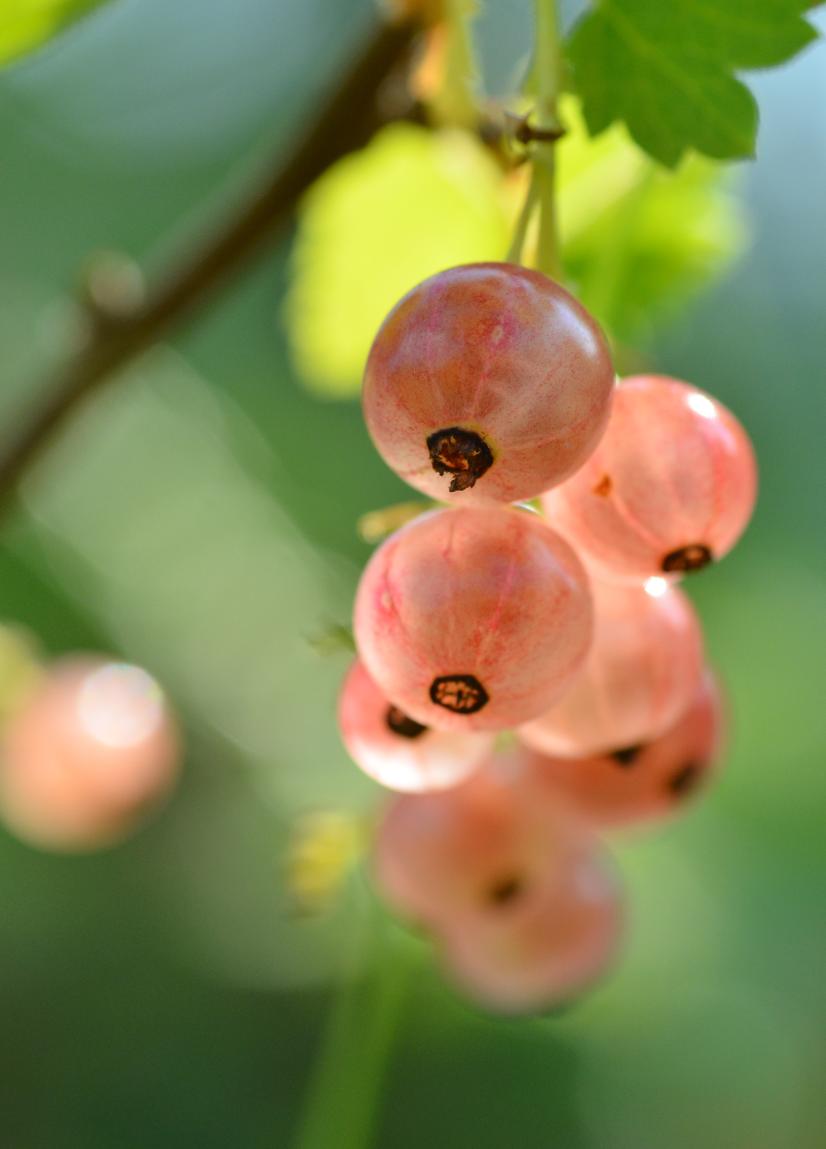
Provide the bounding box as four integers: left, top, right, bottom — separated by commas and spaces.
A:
534, 0, 563, 130
506, 168, 540, 264
533, 152, 561, 279
532, 0, 563, 279
291, 902, 412, 1149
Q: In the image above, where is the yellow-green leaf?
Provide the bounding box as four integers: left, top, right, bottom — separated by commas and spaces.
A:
557, 96, 749, 344
285, 122, 511, 399
0, 0, 111, 67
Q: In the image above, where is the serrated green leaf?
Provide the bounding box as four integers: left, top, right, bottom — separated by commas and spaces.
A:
557, 95, 749, 343
567, 0, 818, 166
0, 0, 110, 67
285, 123, 510, 398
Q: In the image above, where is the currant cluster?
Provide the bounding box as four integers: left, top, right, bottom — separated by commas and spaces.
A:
0, 628, 179, 852
339, 261, 756, 1014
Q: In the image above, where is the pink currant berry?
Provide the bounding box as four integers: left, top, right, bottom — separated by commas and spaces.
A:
353, 506, 593, 733
542, 374, 757, 580
372, 748, 586, 928
363, 263, 615, 504
0, 657, 179, 851
337, 658, 492, 792
519, 578, 704, 758
436, 850, 622, 1015
373, 748, 623, 1013
528, 671, 725, 830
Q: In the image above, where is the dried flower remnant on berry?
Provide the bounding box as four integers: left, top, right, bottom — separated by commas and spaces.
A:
486, 872, 525, 906
593, 474, 612, 497
667, 761, 703, 797
611, 745, 642, 767
385, 706, 428, 739
430, 674, 490, 714
662, 543, 713, 574
426, 427, 494, 492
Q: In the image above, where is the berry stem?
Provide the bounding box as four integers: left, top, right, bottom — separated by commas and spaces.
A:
526, 0, 565, 280
534, 0, 563, 134
531, 0, 563, 279
291, 888, 412, 1149
506, 169, 540, 264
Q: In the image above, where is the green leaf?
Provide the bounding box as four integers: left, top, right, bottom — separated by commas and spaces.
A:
567, 0, 818, 166
556, 95, 749, 343
285, 123, 510, 398
0, 0, 111, 67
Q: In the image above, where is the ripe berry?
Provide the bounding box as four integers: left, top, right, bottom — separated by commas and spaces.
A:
373, 749, 623, 1013
528, 671, 725, 830
0, 657, 179, 852
363, 263, 615, 504
519, 578, 704, 758
435, 855, 622, 1015
353, 505, 593, 732
542, 374, 757, 580
338, 658, 492, 792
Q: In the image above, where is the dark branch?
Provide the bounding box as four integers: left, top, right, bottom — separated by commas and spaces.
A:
0, 15, 421, 503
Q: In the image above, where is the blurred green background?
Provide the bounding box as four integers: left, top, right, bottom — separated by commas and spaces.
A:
0, 1, 825, 1146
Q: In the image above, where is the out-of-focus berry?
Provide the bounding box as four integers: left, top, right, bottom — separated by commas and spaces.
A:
363, 263, 614, 504
436, 848, 622, 1015
354, 505, 593, 733
519, 578, 704, 758
0, 657, 179, 852
373, 748, 623, 1013
542, 374, 757, 580
338, 659, 492, 792
529, 671, 725, 830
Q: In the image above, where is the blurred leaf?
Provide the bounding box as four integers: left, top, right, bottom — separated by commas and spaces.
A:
285, 122, 511, 398
567, 0, 818, 166
0, 0, 111, 66
557, 95, 749, 343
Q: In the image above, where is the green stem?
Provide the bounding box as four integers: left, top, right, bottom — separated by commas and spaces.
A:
291, 901, 412, 1149
506, 169, 540, 264
532, 0, 563, 279
533, 153, 561, 279
534, 0, 563, 129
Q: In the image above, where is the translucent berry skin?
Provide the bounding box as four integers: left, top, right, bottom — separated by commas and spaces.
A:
353, 506, 593, 733
0, 657, 179, 852
363, 263, 615, 505
542, 375, 757, 581
436, 852, 622, 1015
529, 671, 725, 830
373, 749, 623, 1014
519, 579, 704, 758
337, 658, 492, 792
